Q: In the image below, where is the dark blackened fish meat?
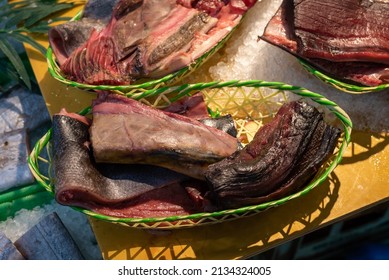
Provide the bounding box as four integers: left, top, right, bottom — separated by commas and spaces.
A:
205, 101, 340, 209
49, 0, 257, 85
90, 93, 239, 179
260, 0, 389, 86
52, 111, 212, 218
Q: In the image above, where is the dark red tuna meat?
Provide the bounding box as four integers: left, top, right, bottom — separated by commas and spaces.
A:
260, 0, 389, 86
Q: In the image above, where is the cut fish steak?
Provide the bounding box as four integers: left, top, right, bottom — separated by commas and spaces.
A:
52, 111, 213, 218
90, 93, 239, 179
205, 100, 341, 209
260, 0, 389, 86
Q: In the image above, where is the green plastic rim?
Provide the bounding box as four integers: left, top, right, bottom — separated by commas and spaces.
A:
299, 59, 389, 94
28, 80, 353, 229
0, 183, 53, 221
46, 10, 241, 94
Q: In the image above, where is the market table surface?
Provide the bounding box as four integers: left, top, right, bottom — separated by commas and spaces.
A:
24, 4, 389, 260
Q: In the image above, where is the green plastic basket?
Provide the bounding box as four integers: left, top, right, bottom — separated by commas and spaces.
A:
46, 10, 241, 95
299, 59, 389, 94
28, 80, 352, 229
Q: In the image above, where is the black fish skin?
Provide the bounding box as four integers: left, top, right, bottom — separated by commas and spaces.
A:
200, 114, 238, 138
52, 115, 189, 206
205, 101, 340, 209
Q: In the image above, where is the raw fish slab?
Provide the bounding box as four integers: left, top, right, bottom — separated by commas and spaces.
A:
90, 94, 239, 179
52, 113, 211, 218
293, 0, 389, 64
259, 0, 389, 86
206, 101, 340, 209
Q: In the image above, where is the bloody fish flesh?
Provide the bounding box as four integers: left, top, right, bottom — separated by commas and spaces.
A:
49, 0, 257, 85
260, 0, 389, 86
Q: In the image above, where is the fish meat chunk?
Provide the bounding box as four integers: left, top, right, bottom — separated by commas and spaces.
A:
50, 0, 176, 71
260, 0, 389, 86
162, 92, 239, 137
49, 0, 257, 85
293, 0, 389, 64
178, 0, 257, 15
52, 111, 213, 218
53, 112, 188, 205
48, 0, 120, 66
90, 93, 239, 179
205, 100, 341, 209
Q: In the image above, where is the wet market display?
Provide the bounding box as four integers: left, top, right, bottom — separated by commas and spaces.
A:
47, 0, 257, 92
29, 81, 352, 229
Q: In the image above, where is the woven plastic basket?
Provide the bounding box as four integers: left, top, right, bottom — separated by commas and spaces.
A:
299, 60, 389, 94
46, 10, 241, 95
28, 80, 352, 229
